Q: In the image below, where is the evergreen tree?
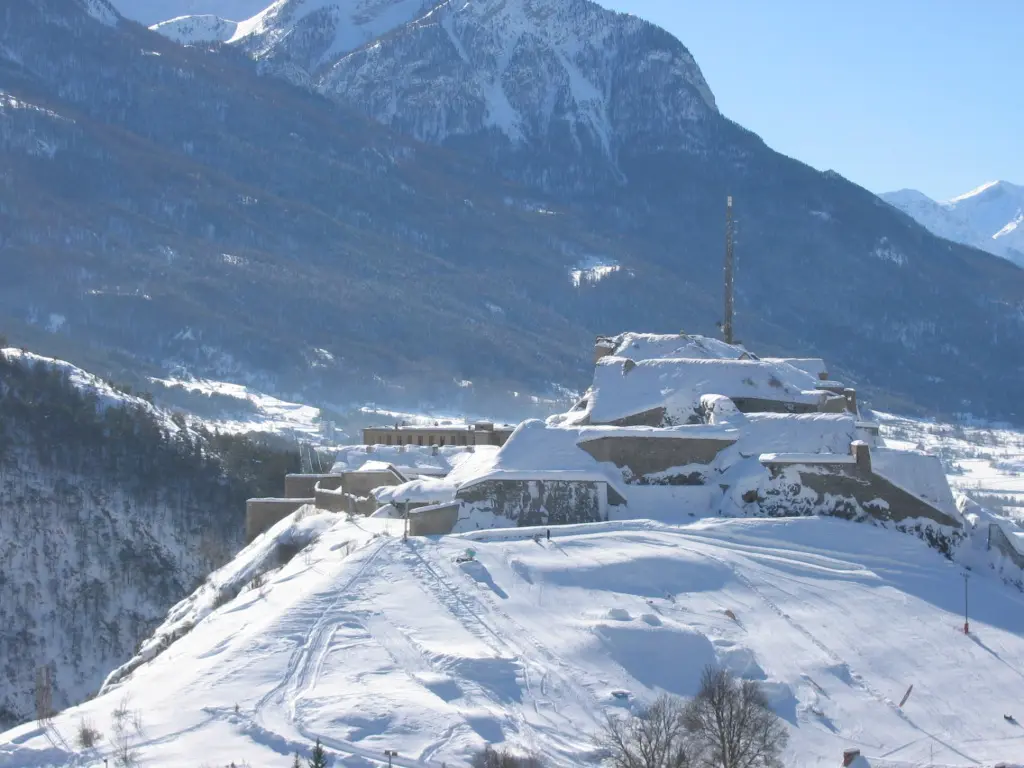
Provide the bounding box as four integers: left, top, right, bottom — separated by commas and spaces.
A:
291, 752, 302, 768
308, 739, 328, 768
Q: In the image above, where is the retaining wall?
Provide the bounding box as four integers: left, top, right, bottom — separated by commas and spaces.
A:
988, 524, 1024, 569
245, 498, 313, 542
456, 479, 607, 527
409, 503, 461, 536
579, 435, 734, 478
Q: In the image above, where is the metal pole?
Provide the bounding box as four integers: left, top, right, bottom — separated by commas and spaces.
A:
963, 571, 970, 634
723, 195, 735, 345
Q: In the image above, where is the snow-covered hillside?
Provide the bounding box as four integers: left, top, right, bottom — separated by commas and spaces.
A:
4, 511, 1024, 766
150, 14, 240, 43
0, 348, 296, 730
881, 181, 1024, 268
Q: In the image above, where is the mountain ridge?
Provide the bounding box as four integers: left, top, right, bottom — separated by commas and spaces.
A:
881, 180, 1024, 268
4, 0, 1024, 424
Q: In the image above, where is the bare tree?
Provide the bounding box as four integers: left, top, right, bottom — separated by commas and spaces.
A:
470, 745, 546, 768
34, 665, 54, 726
598, 694, 692, 768
682, 668, 788, 768
109, 695, 144, 768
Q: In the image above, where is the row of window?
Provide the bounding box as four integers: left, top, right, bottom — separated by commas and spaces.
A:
378, 433, 471, 447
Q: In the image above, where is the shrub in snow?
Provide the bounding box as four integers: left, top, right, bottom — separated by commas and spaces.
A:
470, 744, 546, 767
598, 693, 692, 768
75, 717, 101, 749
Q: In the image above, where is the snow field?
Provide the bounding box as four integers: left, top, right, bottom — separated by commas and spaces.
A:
4, 515, 1024, 767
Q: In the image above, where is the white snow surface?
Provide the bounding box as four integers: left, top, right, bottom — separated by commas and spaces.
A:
560, 355, 827, 427
6, 513, 1024, 766
2, 348, 178, 431
881, 181, 1024, 268
150, 14, 240, 43
871, 447, 959, 520
151, 376, 324, 438
602, 331, 749, 362
446, 420, 629, 499
230, 0, 431, 65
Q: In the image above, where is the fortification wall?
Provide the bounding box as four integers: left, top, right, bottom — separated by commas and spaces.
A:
762, 455, 960, 530
245, 498, 313, 542
409, 503, 460, 536
285, 474, 342, 498
456, 479, 606, 527
341, 470, 402, 497
579, 435, 733, 478
989, 524, 1024, 569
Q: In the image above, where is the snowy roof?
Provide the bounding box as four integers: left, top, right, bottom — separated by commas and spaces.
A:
570, 356, 825, 426
759, 453, 856, 465
734, 413, 859, 458
870, 448, 959, 520
576, 424, 739, 442
448, 420, 629, 500
330, 444, 483, 475
374, 477, 455, 505
603, 332, 747, 362
763, 357, 828, 379
353, 460, 403, 474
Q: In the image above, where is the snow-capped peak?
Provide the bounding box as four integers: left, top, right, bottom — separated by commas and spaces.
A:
230, 0, 435, 70
881, 180, 1024, 268
944, 179, 1004, 204
314, 0, 718, 156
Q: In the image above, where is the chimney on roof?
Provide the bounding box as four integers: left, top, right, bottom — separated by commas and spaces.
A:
851, 441, 871, 474
842, 748, 861, 767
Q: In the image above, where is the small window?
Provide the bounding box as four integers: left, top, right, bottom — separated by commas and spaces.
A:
418, 436, 423, 446
440, 437, 446, 446
386, 435, 392, 445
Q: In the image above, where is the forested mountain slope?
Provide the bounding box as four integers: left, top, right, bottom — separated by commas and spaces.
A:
0, 347, 297, 729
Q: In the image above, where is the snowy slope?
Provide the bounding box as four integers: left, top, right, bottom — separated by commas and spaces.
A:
881, 181, 1024, 267
150, 14, 240, 43
0, 349, 251, 729
319, 0, 718, 152
4, 513, 1024, 766
107, 0, 270, 25
230, 0, 434, 74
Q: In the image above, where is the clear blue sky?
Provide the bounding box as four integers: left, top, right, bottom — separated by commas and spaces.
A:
602, 0, 1023, 200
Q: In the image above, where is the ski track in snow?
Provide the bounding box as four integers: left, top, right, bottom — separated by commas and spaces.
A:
5, 516, 1024, 766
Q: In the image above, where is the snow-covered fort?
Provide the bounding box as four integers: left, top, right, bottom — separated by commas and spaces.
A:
247, 332, 965, 545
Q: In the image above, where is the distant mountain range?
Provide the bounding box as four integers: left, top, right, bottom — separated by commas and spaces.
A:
4, 0, 1024, 424
882, 181, 1024, 268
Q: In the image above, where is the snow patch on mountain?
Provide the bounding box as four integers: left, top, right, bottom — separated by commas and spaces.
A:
314, 0, 718, 155
79, 0, 120, 25
230, 0, 433, 71
107, 0, 270, 26
881, 181, 1024, 268
151, 14, 240, 43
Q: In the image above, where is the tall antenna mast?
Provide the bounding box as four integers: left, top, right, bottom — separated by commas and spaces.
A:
723, 195, 735, 345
